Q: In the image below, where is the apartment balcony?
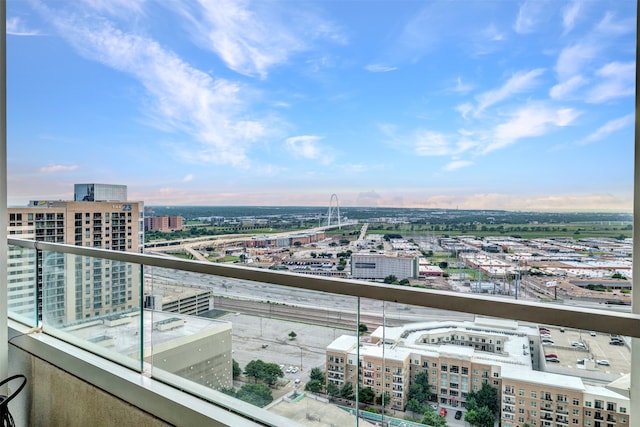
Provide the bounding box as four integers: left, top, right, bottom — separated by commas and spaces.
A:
4, 238, 640, 426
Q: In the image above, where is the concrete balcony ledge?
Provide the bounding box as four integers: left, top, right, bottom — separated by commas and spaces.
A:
7, 320, 295, 427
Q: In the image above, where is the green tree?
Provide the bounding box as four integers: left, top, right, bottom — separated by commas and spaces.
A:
289, 331, 297, 340
358, 323, 368, 334
358, 386, 376, 404
383, 275, 398, 284
305, 380, 324, 393
236, 384, 273, 408
309, 367, 325, 383
465, 405, 495, 427
232, 359, 241, 379
243, 360, 284, 385
405, 398, 424, 414
327, 382, 340, 398
375, 391, 391, 407
340, 382, 354, 400
466, 383, 499, 414
407, 371, 431, 404
421, 406, 447, 427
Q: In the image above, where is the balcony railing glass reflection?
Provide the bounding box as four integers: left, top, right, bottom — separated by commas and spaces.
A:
6, 237, 639, 427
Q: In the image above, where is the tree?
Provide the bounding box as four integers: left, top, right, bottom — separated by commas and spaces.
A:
243, 360, 284, 385
358, 386, 375, 404
407, 371, 431, 404
421, 406, 447, 427
405, 398, 424, 414
375, 391, 391, 407
399, 278, 410, 286
326, 382, 340, 398
305, 380, 324, 393
288, 331, 297, 340
309, 367, 325, 383
358, 323, 368, 334
340, 382, 354, 400
383, 275, 398, 284
465, 405, 495, 427
236, 384, 273, 408
232, 359, 241, 379
466, 383, 499, 414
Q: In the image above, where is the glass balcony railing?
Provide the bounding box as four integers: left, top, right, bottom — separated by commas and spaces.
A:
7, 237, 640, 427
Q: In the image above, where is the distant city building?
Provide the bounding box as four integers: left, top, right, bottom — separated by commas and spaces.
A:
144, 215, 184, 232
7, 184, 144, 323
74, 183, 128, 202
350, 253, 418, 280
325, 318, 630, 425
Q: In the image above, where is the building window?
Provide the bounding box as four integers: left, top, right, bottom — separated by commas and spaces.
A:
531, 391, 537, 398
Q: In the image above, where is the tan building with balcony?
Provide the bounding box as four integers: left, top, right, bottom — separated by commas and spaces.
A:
325, 318, 630, 425
7, 188, 144, 324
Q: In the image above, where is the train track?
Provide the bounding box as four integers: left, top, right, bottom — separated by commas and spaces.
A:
212, 296, 397, 330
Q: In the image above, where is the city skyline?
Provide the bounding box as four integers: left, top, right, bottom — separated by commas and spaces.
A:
7, 0, 636, 212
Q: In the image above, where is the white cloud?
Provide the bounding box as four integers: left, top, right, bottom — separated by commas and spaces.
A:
364, 64, 398, 73
456, 103, 473, 119
177, 1, 344, 79
586, 61, 635, 103
39, 164, 80, 173
285, 135, 333, 164
555, 42, 598, 80
483, 23, 504, 41
443, 160, 473, 171
474, 68, 545, 115
549, 75, 588, 100
514, 0, 548, 34
182, 174, 194, 183
562, 0, 582, 34
485, 103, 580, 153
581, 114, 634, 145
40, 5, 272, 167
80, 0, 146, 16
454, 77, 473, 94
7, 17, 40, 36
596, 11, 635, 35
413, 131, 455, 157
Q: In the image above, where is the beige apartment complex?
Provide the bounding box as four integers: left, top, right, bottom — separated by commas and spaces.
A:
144, 215, 184, 232
326, 318, 630, 426
7, 184, 144, 324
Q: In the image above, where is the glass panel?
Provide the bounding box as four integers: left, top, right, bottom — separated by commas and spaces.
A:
146, 267, 361, 426
39, 250, 143, 371
7, 243, 38, 326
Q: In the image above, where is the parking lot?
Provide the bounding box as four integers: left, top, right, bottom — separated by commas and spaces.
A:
539, 325, 631, 374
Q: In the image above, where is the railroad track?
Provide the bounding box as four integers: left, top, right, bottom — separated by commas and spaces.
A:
212, 296, 398, 330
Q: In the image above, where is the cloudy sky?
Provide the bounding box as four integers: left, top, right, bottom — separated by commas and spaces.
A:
7, 0, 636, 211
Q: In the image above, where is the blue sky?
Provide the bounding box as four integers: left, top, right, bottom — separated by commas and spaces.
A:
6, 0, 636, 211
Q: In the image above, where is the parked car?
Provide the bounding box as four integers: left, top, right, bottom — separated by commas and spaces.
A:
597, 360, 610, 366
589, 331, 597, 336
455, 410, 463, 420
546, 357, 560, 363
610, 340, 624, 346
544, 353, 558, 359
439, 408, 447, 417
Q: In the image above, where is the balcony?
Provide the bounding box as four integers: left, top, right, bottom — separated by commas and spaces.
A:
4, 237, 640, 426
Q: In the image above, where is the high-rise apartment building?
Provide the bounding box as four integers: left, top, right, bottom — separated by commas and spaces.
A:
7, 185, 144, 324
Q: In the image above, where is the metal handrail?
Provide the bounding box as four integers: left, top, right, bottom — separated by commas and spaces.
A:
8, 237, 640, 337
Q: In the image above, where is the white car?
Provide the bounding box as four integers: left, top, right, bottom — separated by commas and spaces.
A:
286, 366, 293, 373
291, 367, 299, 373
597, 360, 610, 366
